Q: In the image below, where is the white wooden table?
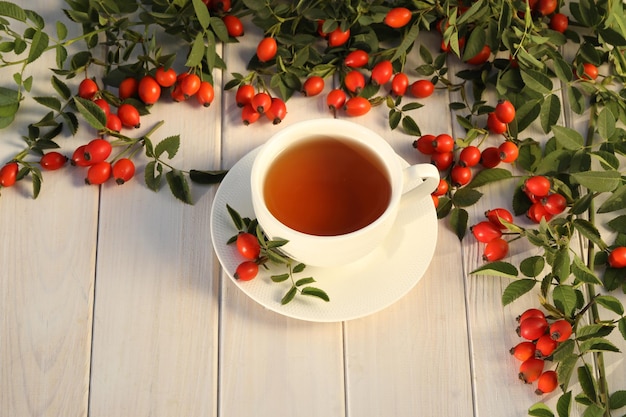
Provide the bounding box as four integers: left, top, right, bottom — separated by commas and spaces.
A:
1, 2, 624, 417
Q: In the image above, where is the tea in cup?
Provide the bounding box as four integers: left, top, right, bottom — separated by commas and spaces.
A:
250, 119, 439, 267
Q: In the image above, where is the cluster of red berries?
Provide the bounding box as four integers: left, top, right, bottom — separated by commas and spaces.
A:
71, 138, 135, 185
520, 175, 568, 223
232, 232, 263, 281
471, 207, 514, 261
510, 308, 572, 395
234, 85, 288, 126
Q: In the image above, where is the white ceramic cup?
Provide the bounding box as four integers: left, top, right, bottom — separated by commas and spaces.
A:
250, 118, 439, 267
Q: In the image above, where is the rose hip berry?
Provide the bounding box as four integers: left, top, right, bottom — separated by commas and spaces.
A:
196, 81, 215, 107
370, 60, 394, 86
235, 84, 255, 107
256, 37, 278, 62
410, 79, 435, 99
494, 99, 516, 124
519, 358, 545, 384
384, 7, 412, 28
524, 176, 551, 197
83, 138, 112, 163
40, 152, 68, 171
236, 232, 261, 260
499, 141, 519, 163
0, 162, 19, 187
326, 88, 347, 113
535, 370, 558, 394
608, 247, 626, 268
535, 334, 558, 357
78, 78, 98, 99
430, 151, 453, 171
480, 146, 501, 168
241, 104, 261, 125
487, 112, 507, 135
112, 158, 136, 185
265, 97, 287, 124
302, 75, 325, 97
542, 193, 567, 215
344, 50, 369, 68
517, 316, 549, 341
413, 134, 436, 155
391, 72, 409, 96
138, 75, 161, 105
344, 70, 366, 93
85, 161, 112, 185
483, 238, 509, 262
485, 208, 513, 229
432, 134, 454, 153
155, 66, 177, 87
459, 145, 481, 167
471, 221, 503, 243
510, 341, 537, 362
235, 260, 259, 281
450, 165, 472, 187
251, 92, 272, 114
549, 319, 573, 342
518, 308, 546, 323
344, 96, 371, 117
117, 103, 141, 128
432, 178, 449, 197
327, 27, 350, 47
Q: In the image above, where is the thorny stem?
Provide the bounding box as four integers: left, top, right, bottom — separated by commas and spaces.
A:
582, 103, 610, 416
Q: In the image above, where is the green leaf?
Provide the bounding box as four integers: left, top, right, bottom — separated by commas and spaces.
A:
556, 391, 572, 417
189, 169, 227, 184
571, 171, 621, 193
0, 1, 27, 22
502, 279, 536, 306
578, 364, 597, 403
292, 263, 305, 273
596, 107, 616, 139
598, 185, 626, 213
576, 324, 614, 341
551, 125, 584, 150
573, 219, 608, 251
618, 317, 626, 341
51, 75, 71, 100
226, 204, 244, 231
154, 135, 180, 159
471, 261, 518, 279
391, 21, 419, 62
520, 256, 545, 278
467, 168, 512, 188
185, 32, 205, 68
33, 96, 61, 111
609, 391, 626, 410
528, 402, 554, 417
553, 285, 577, 316
572, 255, 602, 285
578, 337, 621, 354
449, 207, 468, 241
401, 115, 421, 136
281, 286, 297, 305
540, 94, 561, 133
165, 169, 192, 204
56, 21, 67, 40
521, 68, 553, 94
452, 187, 482, 207
567, 85, 585, 114
595, 295, 624, 315
295, 277, 315, 287
191, 0, 211, 29
557, 354, 578, 390
271, 273, 289, 283
301, 286, 330, 302
73, 96, 106, 130
210, 16, 230, 43
553, 247, 570, 281
27, 29, 48, 64
144, 160, 163, 192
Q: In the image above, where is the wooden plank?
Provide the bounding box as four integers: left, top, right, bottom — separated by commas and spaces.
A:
342, 30, 473, 414
87, 71, 223, 416
216, 26, 346, 417
0, 2, 97, 416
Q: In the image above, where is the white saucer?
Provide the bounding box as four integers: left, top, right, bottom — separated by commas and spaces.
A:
210, 146, 438, 322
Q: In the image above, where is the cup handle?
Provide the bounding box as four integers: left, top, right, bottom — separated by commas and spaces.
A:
401, 163, 440, 199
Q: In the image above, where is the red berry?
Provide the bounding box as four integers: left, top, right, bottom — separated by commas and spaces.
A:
180, 73, 202, 98
519, 358, 545, 384
94, 98, 110, 115
450, 165, 472, 187
326, 88, 347, 112
344, 70, 365, 93
535, 370, 558, 394
391, 72, 409, 96
483, 238, 509, 262
485, 208, 513, 229
40, 152, 68, 171
0, 162, 19, 187
480, 146, 501, 168
608, 247, 626, 269
431, 194, 439, 208
222, 14, 244, 37
549, 319, 573, 342
196, 81, 215, 107
535, 334, 558, 357
487, 112, 507, 135
471, 221, 503, 243
327, 27, 350, 47
465, 45, 491, 65
430, 151, 453, 171
499, 141, 519, 163
410, 80, 435, 99
527, 202, 553, 223
535, 0, 557, 16
235, 260, 259, 281
413, 134, 436, 155
118, 77, 138, 100
241, 103, 261, 125
138, 75, 161, 105
510, 341, 536, 361
302, 75, 325, 97
85, 161, 112, 185
432, 178, 449, 197
236, 232, 261, 260
524, 176, 551, 197
155, 66, 177, 87
71, 145, 91, 167
112, 158, 136, 185
83, 138, 112, 163
458, 146, 481, 167
78, 78, 98, 99
432, 134, 454, 153
550, 13, 568, 33
543, 193, 567, 215
384, 7, 412, 28
106, 113, 122, 132
518, 308, 546, 323
256, 37, 278, 62
235, 84, 255, 107
251, 92, 272, 114
517, 316, 549, 341
344, 96, 371, 117
117, 103, 141, 128
495, 99, 516, 124
370, 60, 393, 86
265, 97, 287, 124
344, 50, 369, 68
